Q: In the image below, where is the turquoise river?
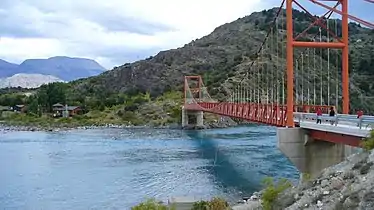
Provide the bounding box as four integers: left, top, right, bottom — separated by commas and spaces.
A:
0, 125, 298, 209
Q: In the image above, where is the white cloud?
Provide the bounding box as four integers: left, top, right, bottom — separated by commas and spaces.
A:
0, 0, 271, 69
0, 37, 64, 63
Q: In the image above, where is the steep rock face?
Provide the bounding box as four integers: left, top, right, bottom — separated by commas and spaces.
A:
73, 13, 266, 97
0, 73, 64, 89
71, 8, 374, 111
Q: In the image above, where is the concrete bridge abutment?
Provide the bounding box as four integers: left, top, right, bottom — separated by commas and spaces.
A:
277, 127, 355, 180
181, 106, 204, 129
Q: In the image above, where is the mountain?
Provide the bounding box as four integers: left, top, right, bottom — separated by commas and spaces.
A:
19, 56, 106, 81
0, 73, 64, 89
0, 56, 106, 81
0, 59, 20, 78
66, 8, 374, 113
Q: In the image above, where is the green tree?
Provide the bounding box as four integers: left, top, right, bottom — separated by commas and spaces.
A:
0, 93, 27, 106
37, 82, 68, 112
27, 97, 40, 116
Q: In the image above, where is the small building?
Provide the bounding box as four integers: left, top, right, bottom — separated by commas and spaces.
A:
13, 105, 27, 113
52, 103, 82, 117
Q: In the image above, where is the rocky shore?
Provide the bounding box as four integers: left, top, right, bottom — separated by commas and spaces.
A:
0, 116, 238, 133
0, 124, 67, 132
232, 149, 374, 210
182, 116, 238, 130
0, 123, 174, 133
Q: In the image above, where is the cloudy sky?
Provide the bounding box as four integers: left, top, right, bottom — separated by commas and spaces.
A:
0, 0, 372, 69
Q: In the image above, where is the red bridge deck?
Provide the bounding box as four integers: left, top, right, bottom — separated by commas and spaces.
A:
184, 102, 334, 127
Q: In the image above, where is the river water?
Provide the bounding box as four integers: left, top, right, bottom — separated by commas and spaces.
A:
0, 125, 298, 209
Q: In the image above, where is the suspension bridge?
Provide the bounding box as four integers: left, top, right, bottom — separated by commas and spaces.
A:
181, 0, 374, 178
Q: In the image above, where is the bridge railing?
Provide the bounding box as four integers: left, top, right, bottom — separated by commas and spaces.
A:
294, 112, 374, 130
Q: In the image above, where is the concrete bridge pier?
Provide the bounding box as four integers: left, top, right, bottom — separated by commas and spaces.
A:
196, 111, 203, 127
181, 106, 204, 129
181, 106, 188, 127
277, 127, 355, 180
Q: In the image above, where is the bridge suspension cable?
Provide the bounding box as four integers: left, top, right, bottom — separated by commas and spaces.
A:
313, 40, 316, 105
280, 7, 285, 107
319, 27, 323, 106
237, 0, 285, 104
307, 48, 310, 105
327, 18, 330, 106
334, 19, 339, 111
184, 0, 373, 127
270, 28, 276, 107
289, 2, 346, 114
265, 37, 269, 104
307, 0, 374, 29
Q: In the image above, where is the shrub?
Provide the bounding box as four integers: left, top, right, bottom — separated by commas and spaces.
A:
192, 197, 229, 210
125, 104, 139, 112
208, 197, 229, 210
192, 200, 209, 210
301, 173, 311, 182
261, 177, 292, 210
361, 129, 374, 151
131, 199, 174, 210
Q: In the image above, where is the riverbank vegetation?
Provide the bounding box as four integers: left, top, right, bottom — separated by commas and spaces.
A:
132, 197, 229, 210
131, 177, 292, 210
0, 82, 184, 128
261, 177, 292, 210
361, 129, 374, 150
131, 199, 174, 210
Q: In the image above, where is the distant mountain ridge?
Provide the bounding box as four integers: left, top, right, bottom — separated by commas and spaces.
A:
0, 56, 106, 81
0, 59, 19, 78
0, 73, 64, 89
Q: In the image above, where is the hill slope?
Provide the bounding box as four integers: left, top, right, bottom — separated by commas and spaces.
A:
67, 8, 374, 113
0, 59, 20, 78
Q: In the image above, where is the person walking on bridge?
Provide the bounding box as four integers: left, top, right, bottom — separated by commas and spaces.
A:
357, 109, 364, 127
329, 107, 336, 125
316, 108, 322, 124
357, 109, 363, 118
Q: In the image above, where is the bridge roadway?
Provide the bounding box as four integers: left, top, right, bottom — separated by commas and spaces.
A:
293, 112, 373, 138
